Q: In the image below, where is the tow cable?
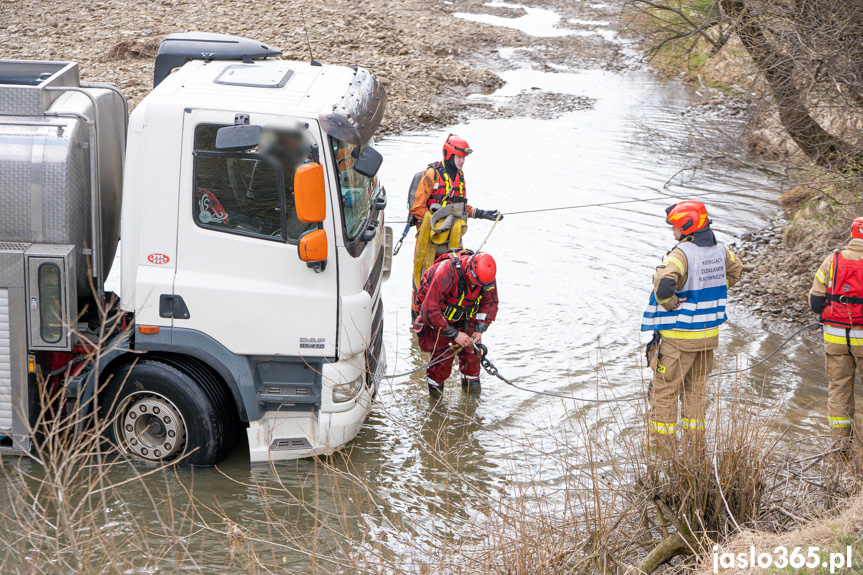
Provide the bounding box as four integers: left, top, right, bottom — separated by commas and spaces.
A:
472, 323, 821, 403
474, 343, 639, 403
381, 323, 821, 403
707, 321, 820, 377
381, 344, 463, 379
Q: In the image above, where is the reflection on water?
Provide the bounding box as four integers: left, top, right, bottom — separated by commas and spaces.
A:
6, 67, 830, 571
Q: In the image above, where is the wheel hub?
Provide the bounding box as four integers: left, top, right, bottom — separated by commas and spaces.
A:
116, 392, 187, 462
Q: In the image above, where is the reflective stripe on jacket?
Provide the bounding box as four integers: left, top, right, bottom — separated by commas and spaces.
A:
642, 242, 728, 332
822, 324, 863, 346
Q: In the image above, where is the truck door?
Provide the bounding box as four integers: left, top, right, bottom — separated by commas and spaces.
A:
173, 110, 338, 357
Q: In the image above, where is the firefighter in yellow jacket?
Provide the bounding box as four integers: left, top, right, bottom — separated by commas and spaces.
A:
809, 217, 863, 440
642, 201, 743, 439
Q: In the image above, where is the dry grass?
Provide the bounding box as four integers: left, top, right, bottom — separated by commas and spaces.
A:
103, 38, 161, 61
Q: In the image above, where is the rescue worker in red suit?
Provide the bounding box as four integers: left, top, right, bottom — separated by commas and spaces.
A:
810, 217, 863, 444
414, 250, 499, 398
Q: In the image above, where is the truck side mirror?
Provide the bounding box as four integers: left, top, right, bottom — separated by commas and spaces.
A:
215, 124, 261, 152
352, 146, 383, 178
294, 163, 327, 222
298, 229, 328, 270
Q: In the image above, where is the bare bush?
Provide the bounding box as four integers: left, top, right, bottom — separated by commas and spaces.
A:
627, 0, 863, 170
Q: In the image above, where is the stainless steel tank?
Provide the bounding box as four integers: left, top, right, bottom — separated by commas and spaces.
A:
0, 60, 125, 294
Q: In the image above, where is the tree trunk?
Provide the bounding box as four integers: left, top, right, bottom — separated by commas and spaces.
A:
720, 0, 859, 170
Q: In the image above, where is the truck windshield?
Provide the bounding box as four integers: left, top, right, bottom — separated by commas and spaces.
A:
193, 124, 315, 242
331, 138, 375, 240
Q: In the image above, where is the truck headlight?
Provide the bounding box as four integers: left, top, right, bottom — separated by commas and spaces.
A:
332, 375, 364, 403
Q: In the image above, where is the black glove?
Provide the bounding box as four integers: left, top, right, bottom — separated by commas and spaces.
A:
474, 209, 503, 221
443, 325, 459, 339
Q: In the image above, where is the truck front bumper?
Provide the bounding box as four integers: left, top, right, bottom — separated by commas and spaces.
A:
245, 347, 385, 463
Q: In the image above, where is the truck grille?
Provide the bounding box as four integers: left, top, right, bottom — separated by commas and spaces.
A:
363, 245, 385, 299
270, 437, 312, 451
0, 243, 30, 253
263, 385, 312, 397
0, 289, 13, 431
365, 300, 384, 387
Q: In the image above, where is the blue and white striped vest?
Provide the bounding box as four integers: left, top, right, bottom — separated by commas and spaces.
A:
641, 242, 728, 332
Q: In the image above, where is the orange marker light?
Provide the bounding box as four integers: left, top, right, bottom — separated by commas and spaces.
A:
27, 356, 35, 373
137, 325, 160, 335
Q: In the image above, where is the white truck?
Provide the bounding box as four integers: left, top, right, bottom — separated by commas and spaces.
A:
0, 32, 393, 465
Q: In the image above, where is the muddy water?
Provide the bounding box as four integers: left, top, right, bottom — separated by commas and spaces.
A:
11, 41, 834, 575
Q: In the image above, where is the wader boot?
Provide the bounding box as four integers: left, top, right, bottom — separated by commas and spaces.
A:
461, 375, 481, 394
427, 378, 444, 399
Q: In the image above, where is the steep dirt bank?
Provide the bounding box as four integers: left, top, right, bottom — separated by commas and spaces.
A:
1, 0, 627, 136
693, 492, 863, 575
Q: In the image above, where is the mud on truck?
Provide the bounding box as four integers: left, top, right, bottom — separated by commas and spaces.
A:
0, 33, 393, 465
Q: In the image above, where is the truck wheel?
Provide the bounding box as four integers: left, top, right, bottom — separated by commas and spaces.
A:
100, 359, 233, 466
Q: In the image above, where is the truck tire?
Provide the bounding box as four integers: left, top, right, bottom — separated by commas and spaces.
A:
99, 359, 234, 466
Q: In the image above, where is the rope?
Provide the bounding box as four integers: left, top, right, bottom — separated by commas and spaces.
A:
380, 345, 462, 379
387, 176, 863, 225
502, 187, 770, 217
709, 322, 820, 377
475, 212, 502, 252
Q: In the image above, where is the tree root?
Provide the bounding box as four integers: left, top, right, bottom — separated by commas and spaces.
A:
634, 532, 693, 574
633, 497, 701, 574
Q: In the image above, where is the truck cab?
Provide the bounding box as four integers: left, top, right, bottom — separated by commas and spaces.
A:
0, 33, 392, 465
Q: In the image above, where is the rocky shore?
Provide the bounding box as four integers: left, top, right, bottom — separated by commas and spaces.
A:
727, 217, 817, 326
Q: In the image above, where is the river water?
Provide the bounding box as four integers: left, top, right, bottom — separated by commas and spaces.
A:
9, 8, 836, 573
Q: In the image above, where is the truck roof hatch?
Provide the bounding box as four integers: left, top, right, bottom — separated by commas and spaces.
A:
214, 64, 294, 88
153, 32, 282, 88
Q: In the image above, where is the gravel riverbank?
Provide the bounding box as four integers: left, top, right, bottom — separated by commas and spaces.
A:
1, 0, 628, 135
727, 217, 817, 326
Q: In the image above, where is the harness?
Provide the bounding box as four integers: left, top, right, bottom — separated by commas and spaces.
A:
822, 249, 863, 331
427, 162, 466, 208
444, 255, 482, 323
416, 250, 484, 325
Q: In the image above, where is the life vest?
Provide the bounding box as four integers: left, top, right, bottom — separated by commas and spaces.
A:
821, 250, 863, 328
426, 162, 466, 209
415, 250, 483, 323
641, 242, 728, 332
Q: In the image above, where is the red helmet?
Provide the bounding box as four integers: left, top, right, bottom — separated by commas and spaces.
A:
466, 253, 496, 287
665, 201, 709, 234
853, 217, 863, 239
443, 134, 472, 160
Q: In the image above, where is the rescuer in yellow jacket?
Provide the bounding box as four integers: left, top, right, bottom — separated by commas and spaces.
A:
642, 201, 743, 440
809, 217, 863, 441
